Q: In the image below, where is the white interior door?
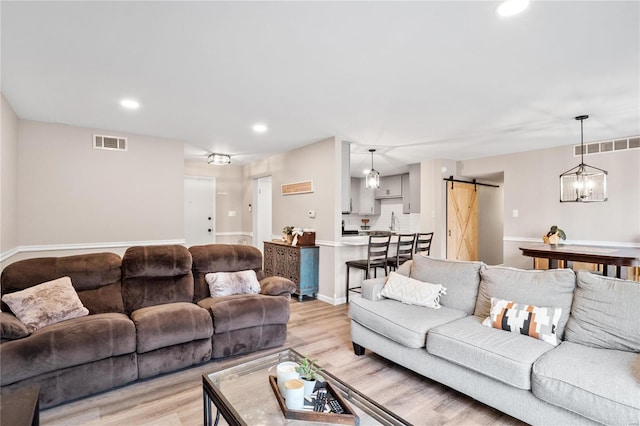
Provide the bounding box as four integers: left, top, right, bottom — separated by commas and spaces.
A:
252, 176, 272, 251
184, 176, 216, 247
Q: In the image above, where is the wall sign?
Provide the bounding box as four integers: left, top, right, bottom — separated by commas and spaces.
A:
281, 180, 313, 195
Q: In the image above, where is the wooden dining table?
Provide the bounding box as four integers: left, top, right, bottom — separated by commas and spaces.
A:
519, 243, 640, 279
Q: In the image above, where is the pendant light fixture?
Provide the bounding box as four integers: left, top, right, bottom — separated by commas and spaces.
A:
559, 115, 608, 202
365, 149, 380, 189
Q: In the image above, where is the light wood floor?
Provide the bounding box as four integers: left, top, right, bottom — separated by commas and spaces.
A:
40, 299, 524, 426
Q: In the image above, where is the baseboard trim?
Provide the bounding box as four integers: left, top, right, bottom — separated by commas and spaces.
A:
1, 239, 186, 263
503, 236, 640, 248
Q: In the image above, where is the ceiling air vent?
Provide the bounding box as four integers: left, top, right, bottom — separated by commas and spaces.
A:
94, 134, 127, 151
574, 135, 639, 157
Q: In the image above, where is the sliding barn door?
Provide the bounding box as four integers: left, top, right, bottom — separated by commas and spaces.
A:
447, 182, 478, 261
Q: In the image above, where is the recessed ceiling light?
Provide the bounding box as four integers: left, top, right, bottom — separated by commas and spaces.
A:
252, 123, 268, 133
120, 99, 140, 109
496, 0, 530, 17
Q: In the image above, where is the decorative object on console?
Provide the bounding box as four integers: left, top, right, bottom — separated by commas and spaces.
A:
204, 270, 261, 297
207, 153, 231, 165
482, 297, 562, 346
364, 149, 380, 189
543, 225, 566, 245
282, 225, 295, 244
1, 276, 89, 332
560, 115, 608, 202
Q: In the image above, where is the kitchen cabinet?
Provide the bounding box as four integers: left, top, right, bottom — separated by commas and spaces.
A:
350, 178, 360, 214
359, 178, 381, 215
402, 173, 411, 213
264, 241, 319, 302
374, 175, 403, 199
341, 141, 351, 213
402, 165, 421, 213
409, 163, 421, 213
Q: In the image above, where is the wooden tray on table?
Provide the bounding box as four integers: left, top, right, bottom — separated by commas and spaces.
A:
268, 375, 359, 425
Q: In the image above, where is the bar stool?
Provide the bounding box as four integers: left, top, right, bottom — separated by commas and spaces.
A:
387, 233, 416, 271
415, 232, 434, 255
345, 234, 391, 303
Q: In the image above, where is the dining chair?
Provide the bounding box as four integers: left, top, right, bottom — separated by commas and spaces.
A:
387, 233, 416, 271
345, 234, 391, 303
415, 232, 434, 255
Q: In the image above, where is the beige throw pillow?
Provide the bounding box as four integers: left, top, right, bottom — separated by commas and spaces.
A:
380, 271, 447, 309
205, 270, 261, 297
1, 276, 89, 332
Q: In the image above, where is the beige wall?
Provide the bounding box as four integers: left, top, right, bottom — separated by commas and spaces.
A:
1, 94, 19, 257
459, 144, 640, 268
17, 120, 184, 247
242, 137, 340, 301
184, 159, 246, 243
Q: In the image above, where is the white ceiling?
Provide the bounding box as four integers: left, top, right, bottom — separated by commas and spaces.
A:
2, 1, 638, 176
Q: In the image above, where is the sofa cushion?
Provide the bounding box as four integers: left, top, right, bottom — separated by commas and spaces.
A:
205, 270, 261, 297
564, 270, 640, 352
1, 252, 124, 314
532, 341, 640, 424
0, 312, 30, 340
427, 315, 555, 390
474, 266, 575, 340
482, 297, 562, 346
198, 294, 290, 334
121, 245, 194, 314
380, 272, 446, 309
0, 313, 136, 386
349, 294, 467, 349
2, 276, 89, 332
410, 255, 484, 314
130, 302, 213, 354
259, 276, 297, 297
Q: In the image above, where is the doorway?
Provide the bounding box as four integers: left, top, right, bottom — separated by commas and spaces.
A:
252, 176, 272, 252
446, 181, 478, 261
184, 176, 216, 247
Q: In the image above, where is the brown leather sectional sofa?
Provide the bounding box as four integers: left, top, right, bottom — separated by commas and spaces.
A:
0, 244, 296, 408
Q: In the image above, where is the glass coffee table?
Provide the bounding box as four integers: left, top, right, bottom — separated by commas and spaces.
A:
202, 348, 410, 426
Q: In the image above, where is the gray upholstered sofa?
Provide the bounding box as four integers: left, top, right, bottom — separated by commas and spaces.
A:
349, 254, 640, 425
0, 244, 295, 408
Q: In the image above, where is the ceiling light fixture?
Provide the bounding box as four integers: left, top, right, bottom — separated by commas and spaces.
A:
559, 115, 608, 202
120, 99, 140, 110
365, 149, 380, 189
252, 123, 268, 133
496, 0, 530, 17
208, 153, 231, 165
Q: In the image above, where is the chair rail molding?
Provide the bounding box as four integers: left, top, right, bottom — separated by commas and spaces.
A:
503, 236, 640, 248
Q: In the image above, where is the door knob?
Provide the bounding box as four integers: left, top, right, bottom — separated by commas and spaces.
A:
208, 217, 212, 220
208, 229, 212, 233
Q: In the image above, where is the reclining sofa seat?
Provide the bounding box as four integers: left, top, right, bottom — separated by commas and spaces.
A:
190, 244, 294, 359
121, 245, 213, 379
0, 253, 137, 408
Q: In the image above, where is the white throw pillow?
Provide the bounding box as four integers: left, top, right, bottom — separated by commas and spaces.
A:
380, 272, 447, 309
205, 270, 261, 297
1, 276, 89, 332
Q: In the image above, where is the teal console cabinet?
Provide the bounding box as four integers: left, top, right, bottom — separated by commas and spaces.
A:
263, 241, 319, 302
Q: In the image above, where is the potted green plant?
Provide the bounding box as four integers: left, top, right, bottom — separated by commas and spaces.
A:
544, 225, 566, 245
295, 356, 323, 396
282, 226, 295, 244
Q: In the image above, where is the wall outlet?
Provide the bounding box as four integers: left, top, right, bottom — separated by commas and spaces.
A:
512, 209, 519, 218
307, 210, 316, 218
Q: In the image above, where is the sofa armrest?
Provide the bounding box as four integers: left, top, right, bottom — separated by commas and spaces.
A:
361, 277, 387, 301
0, 311, 30, 340
259, 276, 297, 297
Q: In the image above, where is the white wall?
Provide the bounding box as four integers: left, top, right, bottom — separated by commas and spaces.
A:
459, 144, 640, 269
477, 182, 504, 265
17, 120, 184, 247
1, 94, 19, 258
